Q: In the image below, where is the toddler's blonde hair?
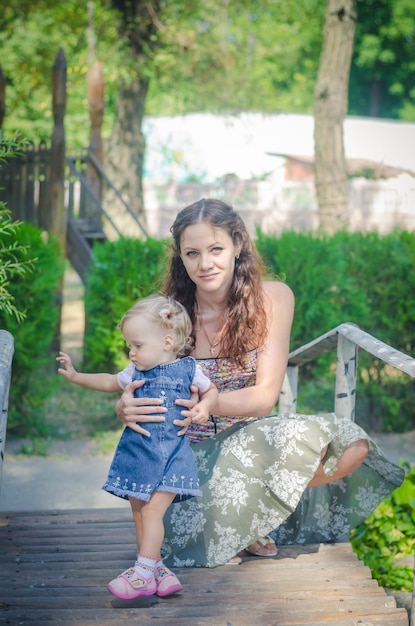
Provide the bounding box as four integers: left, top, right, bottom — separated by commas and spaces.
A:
120, 294, 194, 356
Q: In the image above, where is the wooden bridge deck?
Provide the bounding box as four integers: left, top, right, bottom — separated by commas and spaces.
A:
0, 508, 409, 626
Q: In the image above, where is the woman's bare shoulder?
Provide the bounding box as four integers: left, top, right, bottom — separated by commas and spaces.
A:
263, 280, 294, 303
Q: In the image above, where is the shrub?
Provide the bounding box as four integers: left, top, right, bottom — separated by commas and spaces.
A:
351, 463, 415, 592
0, 136, 36, 321
0, 224, 65, 434
83, 236, 169, 372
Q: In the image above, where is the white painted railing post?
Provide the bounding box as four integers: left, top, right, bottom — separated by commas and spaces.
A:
334, 334, 357, 421
279, 365, 298, 414
0, 330, 14, 489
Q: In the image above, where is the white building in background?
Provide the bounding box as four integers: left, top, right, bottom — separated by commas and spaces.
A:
141, 112, 415, 238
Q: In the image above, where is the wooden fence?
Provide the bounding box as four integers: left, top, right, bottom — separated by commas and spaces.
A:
0, 142, 52, 228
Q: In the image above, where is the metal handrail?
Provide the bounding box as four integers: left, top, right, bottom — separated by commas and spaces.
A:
86, 148, 149, 238
66, 156, 122, 237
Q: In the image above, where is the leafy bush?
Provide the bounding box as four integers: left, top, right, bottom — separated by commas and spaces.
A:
0, 224, 65, 434
0, 136, 36, 321
83, 236, 169, 372
350, 463, 415, 592
0, 208, 37, 321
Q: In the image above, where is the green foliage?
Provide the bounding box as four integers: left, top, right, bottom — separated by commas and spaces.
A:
0, 224, 65, 434
351, 0, 415, 118
351, 463, 415, 591
0, 137, 37, 321
0, 0, 325, 151
146, 0, 323, 116
83, 236, 169, 372
0, 209, 37, 322
7, 0, 415, 155
0, 0, 122, 149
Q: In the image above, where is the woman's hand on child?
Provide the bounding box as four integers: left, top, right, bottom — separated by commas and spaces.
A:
116, 380, 168, 437
174, 384, 200, 434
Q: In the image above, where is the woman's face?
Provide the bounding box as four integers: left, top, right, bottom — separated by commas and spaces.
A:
179, 222, 242, 295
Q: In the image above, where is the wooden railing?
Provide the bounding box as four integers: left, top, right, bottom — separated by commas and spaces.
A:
279, 321, 415, 418
279, 322, 415, 622
0, 330, 14, 488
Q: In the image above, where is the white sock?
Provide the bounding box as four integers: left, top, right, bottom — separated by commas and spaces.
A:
134, 555, 157, 579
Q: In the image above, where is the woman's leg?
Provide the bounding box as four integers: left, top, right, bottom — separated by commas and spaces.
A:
244, 440, 369, 558
308, 439, 369, 487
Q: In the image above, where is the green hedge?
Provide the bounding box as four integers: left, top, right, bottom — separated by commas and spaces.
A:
83, 236, 169, 372
0, 224, 65, 434
83, 229, 415, 432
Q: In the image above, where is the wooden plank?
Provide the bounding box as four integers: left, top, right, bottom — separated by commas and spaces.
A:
0, 508, 409, 626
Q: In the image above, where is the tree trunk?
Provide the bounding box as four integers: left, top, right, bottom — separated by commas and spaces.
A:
313, 0, 356, 233
106, 79, 148, 219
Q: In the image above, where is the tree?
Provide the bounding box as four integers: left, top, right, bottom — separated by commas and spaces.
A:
104, 0, 162, 218
313, 0, 357, 233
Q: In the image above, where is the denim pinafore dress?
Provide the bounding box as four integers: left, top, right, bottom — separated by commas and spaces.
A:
102, 357, 202, 502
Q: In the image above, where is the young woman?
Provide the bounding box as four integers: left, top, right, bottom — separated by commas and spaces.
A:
115, 198, 404, 570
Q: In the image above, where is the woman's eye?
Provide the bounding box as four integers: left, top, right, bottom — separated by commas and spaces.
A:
186, 251, 198, 257
212, 247, 222, 254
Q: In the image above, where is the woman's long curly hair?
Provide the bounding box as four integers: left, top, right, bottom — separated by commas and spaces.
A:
162, 198, 268, 360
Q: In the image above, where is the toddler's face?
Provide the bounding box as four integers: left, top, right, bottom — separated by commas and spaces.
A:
122, 315, 174, 371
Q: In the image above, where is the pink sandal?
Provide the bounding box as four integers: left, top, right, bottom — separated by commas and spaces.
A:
155, 566, 183, 597
108, 567, 157, 599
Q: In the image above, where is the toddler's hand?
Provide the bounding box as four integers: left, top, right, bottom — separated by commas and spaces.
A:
56, 351, 77, 381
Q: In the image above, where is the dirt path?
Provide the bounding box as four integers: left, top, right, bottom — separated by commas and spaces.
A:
60, 266, 85, 365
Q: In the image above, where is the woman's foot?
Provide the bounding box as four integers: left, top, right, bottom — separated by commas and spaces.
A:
108, 567, 157, 599
225, 555, 242, 565
155, 565, 183, 597
244, 536, 278, 557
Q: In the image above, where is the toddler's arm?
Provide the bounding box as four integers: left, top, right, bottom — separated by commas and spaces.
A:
56, 351, 122, 393
189, 382, 218, 425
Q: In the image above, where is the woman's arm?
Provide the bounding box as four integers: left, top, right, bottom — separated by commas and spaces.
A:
115, 379, 168, 436
211, 281, 294, 418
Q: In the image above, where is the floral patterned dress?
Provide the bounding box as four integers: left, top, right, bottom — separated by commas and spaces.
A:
161, 351, 405, 568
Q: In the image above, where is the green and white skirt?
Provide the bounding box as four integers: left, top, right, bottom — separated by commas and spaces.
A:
161, 413, 405, 568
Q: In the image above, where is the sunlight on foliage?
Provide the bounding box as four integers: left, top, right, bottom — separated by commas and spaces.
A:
351, 462, 415, 591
